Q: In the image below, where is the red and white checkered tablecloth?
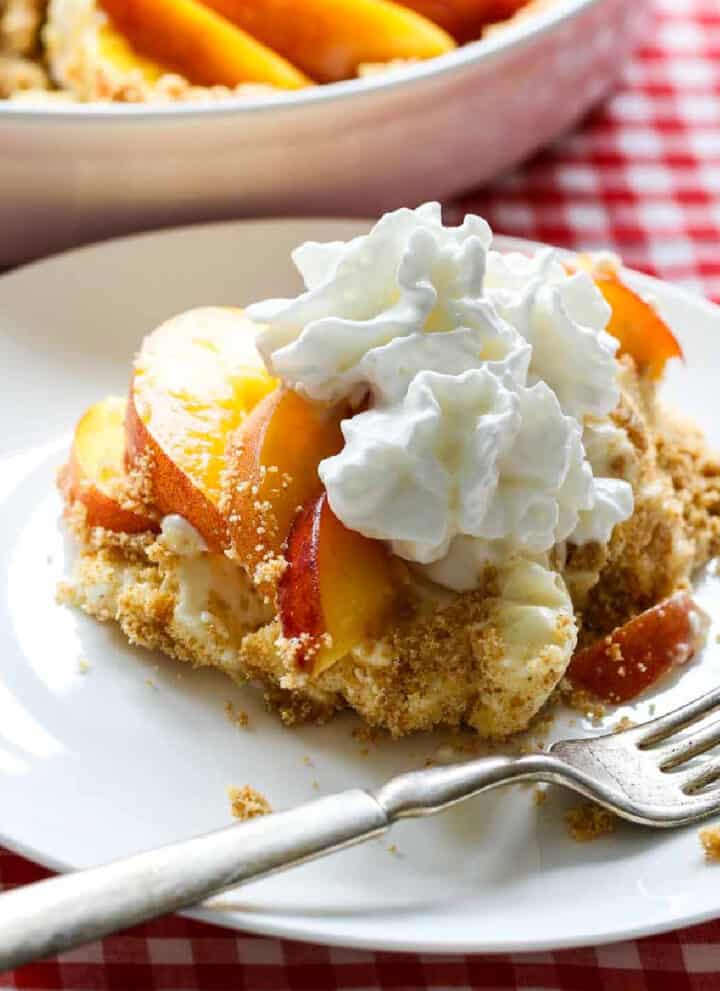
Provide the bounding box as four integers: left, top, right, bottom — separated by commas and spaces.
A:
2, 0, 720, 987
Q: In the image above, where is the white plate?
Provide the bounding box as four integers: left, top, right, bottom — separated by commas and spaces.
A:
2, 219, 720, 955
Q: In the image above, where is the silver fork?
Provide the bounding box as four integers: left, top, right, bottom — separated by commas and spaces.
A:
2, 685, 720, 972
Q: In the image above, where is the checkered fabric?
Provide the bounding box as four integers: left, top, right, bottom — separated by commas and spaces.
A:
453, 0, 720, 302
2, 0, 720, 987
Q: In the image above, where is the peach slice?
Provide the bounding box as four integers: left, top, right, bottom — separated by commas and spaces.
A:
279, 493, 398, 675
200, 0, 455, 83
594, 272, 683, 380
224, 388, 346, 586
395, 0, 527, 42
59, 396, 157, 534
568, 594, 708, 703
95, 24, 167, 83
99, 0, 311, 88
126, 307, 277, 551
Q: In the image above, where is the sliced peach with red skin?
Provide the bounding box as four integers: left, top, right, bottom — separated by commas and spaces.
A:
99, 0, 311, 88
568, 258, 683, 378
594, 272, 683, 380
126, 307, 276, 551
224, 388, 346, 585
59, 396, 158, 534
279, 492, 399, 675
200, 0, 455, 83
396, 0, 528, 42
568, 594, 708, 703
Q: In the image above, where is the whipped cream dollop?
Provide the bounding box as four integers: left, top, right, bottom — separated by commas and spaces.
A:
248, 203, 634, 591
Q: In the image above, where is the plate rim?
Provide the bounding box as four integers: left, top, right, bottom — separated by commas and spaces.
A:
1, 216, 719, 955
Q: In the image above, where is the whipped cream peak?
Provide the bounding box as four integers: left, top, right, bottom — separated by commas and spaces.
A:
320, 364, 519, 564
248, 202, 494, 403
249, 203, 635, 591
359, 313, 529, 406
319, 366, 599, 577
484, 250, 619, 420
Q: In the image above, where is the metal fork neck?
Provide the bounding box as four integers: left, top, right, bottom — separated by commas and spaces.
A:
374, 753, 569, 819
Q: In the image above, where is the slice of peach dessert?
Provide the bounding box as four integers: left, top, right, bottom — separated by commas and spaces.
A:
58, 205, 720, 739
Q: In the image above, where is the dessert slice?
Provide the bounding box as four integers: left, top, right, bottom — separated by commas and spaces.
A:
58, 205, 720, 739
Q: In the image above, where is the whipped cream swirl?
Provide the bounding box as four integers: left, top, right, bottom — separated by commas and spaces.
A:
248, 203, 634, 591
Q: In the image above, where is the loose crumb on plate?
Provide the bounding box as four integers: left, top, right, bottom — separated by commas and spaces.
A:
612, 716, 637, 733
351, 725, 379, 746
565, 802, 616, 842
559, 682, 607, 722
224, 700, 249, 729
228, 785, 272, 821
700, 826, 720, 862
77, 658, 91, 674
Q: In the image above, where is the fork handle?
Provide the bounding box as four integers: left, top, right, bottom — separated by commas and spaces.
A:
0, 752, 560, 972
0, 789, 389, 973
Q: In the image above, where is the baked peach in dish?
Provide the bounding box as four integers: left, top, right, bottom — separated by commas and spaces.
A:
2, 0, 555, 102
59, 205, 720, 738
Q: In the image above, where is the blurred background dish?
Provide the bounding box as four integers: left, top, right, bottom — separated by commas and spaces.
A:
0, 0, 647, 266
0, 0, 593, 102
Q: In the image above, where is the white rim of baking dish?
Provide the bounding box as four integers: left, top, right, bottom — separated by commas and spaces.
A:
0, 0, 599, 121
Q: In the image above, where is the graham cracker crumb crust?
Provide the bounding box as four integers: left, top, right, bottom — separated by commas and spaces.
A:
699, 826, 720, 862
224, 700, 249, 729
565, 802, 617, 842
227, 785, 272, 821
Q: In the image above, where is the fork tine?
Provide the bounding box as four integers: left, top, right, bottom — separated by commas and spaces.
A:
682, 760, 720, 795
637, 686, 720, 748
656, 717, 720, 770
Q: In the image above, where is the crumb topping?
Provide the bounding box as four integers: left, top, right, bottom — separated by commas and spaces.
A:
224, 700, 249, 729
565, 802, 616, 842
700, 826, 720, 862
227, 785, 272, 821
